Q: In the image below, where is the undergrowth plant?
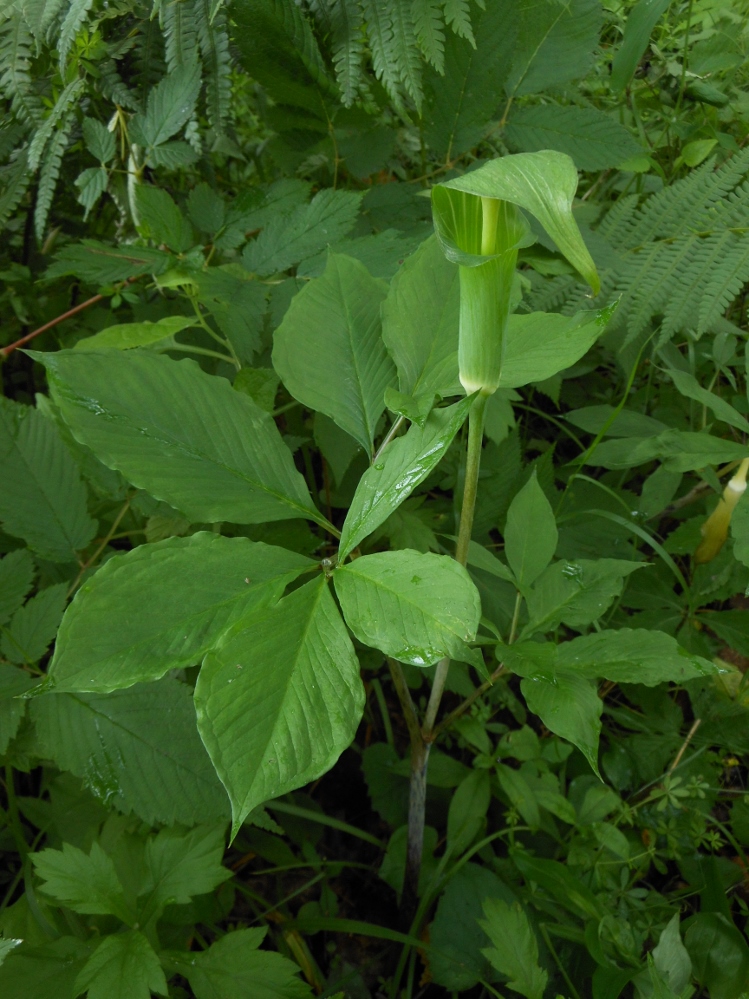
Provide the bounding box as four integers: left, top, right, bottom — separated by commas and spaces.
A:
4, 2, 749, 998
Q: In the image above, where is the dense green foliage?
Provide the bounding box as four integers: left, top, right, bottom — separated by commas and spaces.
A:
3, 1, 749, 997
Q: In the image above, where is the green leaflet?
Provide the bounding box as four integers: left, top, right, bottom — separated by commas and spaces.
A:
135, 186, 194, 253
611, 0, 673, 92
1, 582, 66, 665
0, 938, 90, 999
339, 396, 473, 560
520, 672, 602, 776
139, 825, 231, 922
0, 549, 35, 626
47, 533, 313, 693
167, 928, 315, 999
73, 316, 197, 351
31, 678, 230, 826
499, 305, 615, 389
479, 898, 548, 999
521, 558, 645, 638
504, 472, 557, 591
74, 930, 167, 999
130, 59, 201, 150
273, 253, 395, 453
0, 665, 34, 753
666, 367, 749, 434
381, 235, 461, 400
32, 349, 330, 530
446, 770, 490, 856
505, 105, 643, 171
32, 842, 133, 923
589, 429, 749, 472
195, 577, 365, 836
333, 549, 481, 667
437, 151, 600, 293
0, 397, 97, 562
503, 628, 720, 686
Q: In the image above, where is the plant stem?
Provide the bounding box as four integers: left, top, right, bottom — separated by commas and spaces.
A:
401, 394, 487, 920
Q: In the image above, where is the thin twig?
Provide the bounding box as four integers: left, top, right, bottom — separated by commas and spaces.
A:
668, 718, 702, 775
67, 497, 132, 597
431, 663, 505, 742
373, 414, 406, 463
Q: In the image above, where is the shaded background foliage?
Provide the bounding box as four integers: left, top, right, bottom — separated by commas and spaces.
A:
3, 1, 749, 997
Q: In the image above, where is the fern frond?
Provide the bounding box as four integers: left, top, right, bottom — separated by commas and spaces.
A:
362, 0, 422, 110
698, 234, 749, 334
34, 114, 71, 240
22, 0, 66, 41
57, 0, 96, 68
0, 11, 41, 121
390, 0, 422, 108
161, 0, 198, 71
133, 14, 166, 99
0, 147, 31, 230
194, 0, 232, 131
28, 76, 84, 170
442, 0, 473, 45
99, 58, 140, 109
329, 0, 365, 106
412, 0, 445, 73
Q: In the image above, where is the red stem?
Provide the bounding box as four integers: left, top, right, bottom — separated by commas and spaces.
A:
1, 293, 105, 357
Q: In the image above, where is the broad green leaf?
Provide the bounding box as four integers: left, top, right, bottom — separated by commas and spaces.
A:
503, 628, 719, 686
521, 558, 644, 638
611, 0, 672, 92
1, 582, 66, 664
698, 609, 749, 656
75, 167, 108, 218
32, 842, 132, 924
134, 60, 201, 148
243, 189, 362, 277
31, 678, 229, 826
381, 235, 461, 400
47, 534, 312, 693
0, 397, 97, 562
685, 912, 749, 999
74, 930, 167, 999
520, 673, 602, 776
45, 241, 172, 285
463, 540, 515, 582
74, 317, 196, 351
273, 253, 394, 453
314, 413, 361, 486
439, 151, 599, 293
504, 472, 557, 591
0, 550, 34, 626
33, 350, 327, 529
423, 0, 519, 159
0, 665, 34, 754
506, 105, 642, 171
667, 367, 749, 433
196, 267, 267, 364
234, 367, 280, 413
429, 863, 516, 990
195, 577, 365, 834
512, 851, 605, 920
589, 429, 749, 472
83, 118, 115, 163
140, 825, 230, 918
339, 397, 473, 560
169, 928, 314, 999
479, 898, 548, 999
507, 0, 603, 96
447, 770, 490, 856
652, 915, 692, 995
384, 388, 435, 429
567, 404, 668, 438
188, 183, 226, 233
135, 186, 194, 252
499, 306, 614, 389
334, 549, 480, 667
0, 938, 90, 999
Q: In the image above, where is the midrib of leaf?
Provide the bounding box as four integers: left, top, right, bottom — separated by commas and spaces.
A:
336, 266, 377, 456
507, 3, 568, 99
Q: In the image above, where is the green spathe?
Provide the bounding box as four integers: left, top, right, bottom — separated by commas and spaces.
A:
431, 150, 599, 396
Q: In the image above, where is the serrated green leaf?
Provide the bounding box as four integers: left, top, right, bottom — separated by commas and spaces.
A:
44, 241, 173, 285
32, 842, 132, 923
188, 182, 226, 233
504, 471, 557, 590
74, 930, 167, 999
31, 678, 229, 826
0, 397, 97, 562
195, 577, 365, 834
273, 253, 395, 453
47, 534, 312, 693
243, 189, 362, 276
0, 938, 90, 999
135, 60, 201, 148
334, 549, 480, 667
140, 825, 230, 918
33, 350, 327, 529
0, 549, 34, 626
0, 665, 35, 754
75, 167, 108, 218
82, 118, 115, 164
506, 104, 642, 171
169, 928, 314, 999
1, 582, 66, 664
480, 898, 548, 999
381, 235, 461, 400
0, 937, 20, 967
339, 397, 472, 559
520, 672, 602, 776
135, 186, 194, 253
